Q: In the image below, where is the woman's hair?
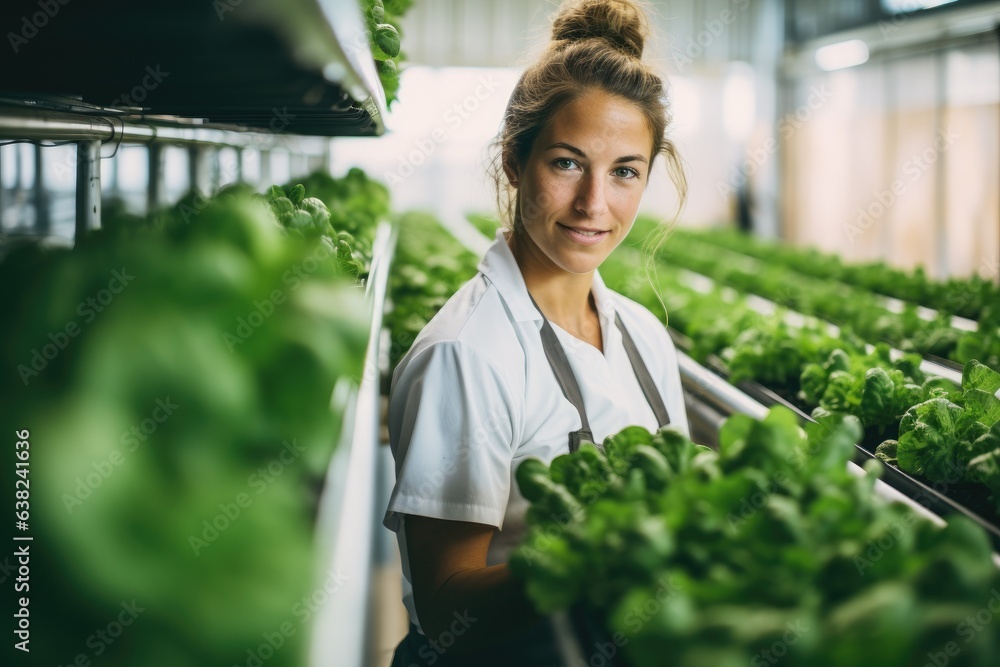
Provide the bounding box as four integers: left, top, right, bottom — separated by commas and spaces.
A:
490, 0, 687, 235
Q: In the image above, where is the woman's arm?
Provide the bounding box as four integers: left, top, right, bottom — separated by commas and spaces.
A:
404, 514, 542, 654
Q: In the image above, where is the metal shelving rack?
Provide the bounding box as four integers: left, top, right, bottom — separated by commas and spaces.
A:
0, 111, 334, 240
0, 0, 386, 244
1, 3, 397, 665
0, 0, 386, 134
311, 222, 398, 667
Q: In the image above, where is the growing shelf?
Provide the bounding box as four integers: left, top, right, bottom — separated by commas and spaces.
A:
0, 0, 385, 136
310, 221, 397, 667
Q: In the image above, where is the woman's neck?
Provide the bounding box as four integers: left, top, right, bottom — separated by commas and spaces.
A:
507, 229, 597, 334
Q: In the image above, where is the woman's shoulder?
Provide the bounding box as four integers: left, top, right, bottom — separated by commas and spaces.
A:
413, 273, 523, 347
393, 273, 528, 385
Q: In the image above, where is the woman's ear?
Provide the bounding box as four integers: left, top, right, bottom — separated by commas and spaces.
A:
502, 152, 520, 188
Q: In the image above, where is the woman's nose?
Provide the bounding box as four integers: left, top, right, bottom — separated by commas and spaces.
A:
574, 173, 609, 218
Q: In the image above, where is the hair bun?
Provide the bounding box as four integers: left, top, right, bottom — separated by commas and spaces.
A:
550, 0, 647, 59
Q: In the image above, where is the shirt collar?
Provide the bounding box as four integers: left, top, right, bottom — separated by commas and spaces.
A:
477, 229, 619, 324
590, 268, 618, 329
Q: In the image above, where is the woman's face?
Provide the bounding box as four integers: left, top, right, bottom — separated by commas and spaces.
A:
509, 88, 653, 276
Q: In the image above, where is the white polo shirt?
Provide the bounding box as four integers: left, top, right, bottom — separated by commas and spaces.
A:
383, 229, 689, 632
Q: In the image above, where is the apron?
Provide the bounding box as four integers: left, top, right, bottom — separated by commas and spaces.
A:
389, 293, 671, 667
529, 292, 671, 452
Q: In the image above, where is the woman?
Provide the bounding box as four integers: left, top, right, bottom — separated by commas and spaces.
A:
385, 1, 688, 663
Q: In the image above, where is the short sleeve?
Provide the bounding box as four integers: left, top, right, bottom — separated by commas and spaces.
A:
383, 340, 518, 533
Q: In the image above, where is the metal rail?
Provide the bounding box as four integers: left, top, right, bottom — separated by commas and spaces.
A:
0, 107, 331, 243
677, 350, 769, 420
881, 294, 979, 332
0, 108, 330, 150
309, 222, 397, 667
441, 211, 494, 257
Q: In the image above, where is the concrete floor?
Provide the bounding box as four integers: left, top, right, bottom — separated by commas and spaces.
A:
370, 440, 409, 667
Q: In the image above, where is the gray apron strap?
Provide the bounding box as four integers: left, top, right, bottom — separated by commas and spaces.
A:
527, 292, 670, 452
615, 312, 671, 427
528, 294, 594, 452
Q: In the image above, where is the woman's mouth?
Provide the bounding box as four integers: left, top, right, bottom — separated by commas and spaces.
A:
558, 223, 610, 246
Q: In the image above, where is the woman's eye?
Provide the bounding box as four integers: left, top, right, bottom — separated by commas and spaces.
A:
614, 167, 639, 179
554, 158, 576, 170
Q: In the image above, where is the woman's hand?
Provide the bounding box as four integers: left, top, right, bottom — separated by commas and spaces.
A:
404, 514, 541, 654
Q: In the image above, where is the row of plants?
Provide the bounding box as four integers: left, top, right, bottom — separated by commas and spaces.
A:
360, 0, 415, 108
676, 226, 997, 323
599, 222, 1000, 516
383, 210, 480, 371
395, 214, 1000, 664
0, 170, 387, 666
271, 167, 388, 267
656, 225, 998, 370
512, 409, 1000, 666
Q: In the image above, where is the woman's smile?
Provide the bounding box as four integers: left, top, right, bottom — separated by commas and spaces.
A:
556, 222, 611, 246
509, 87, 653, 276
